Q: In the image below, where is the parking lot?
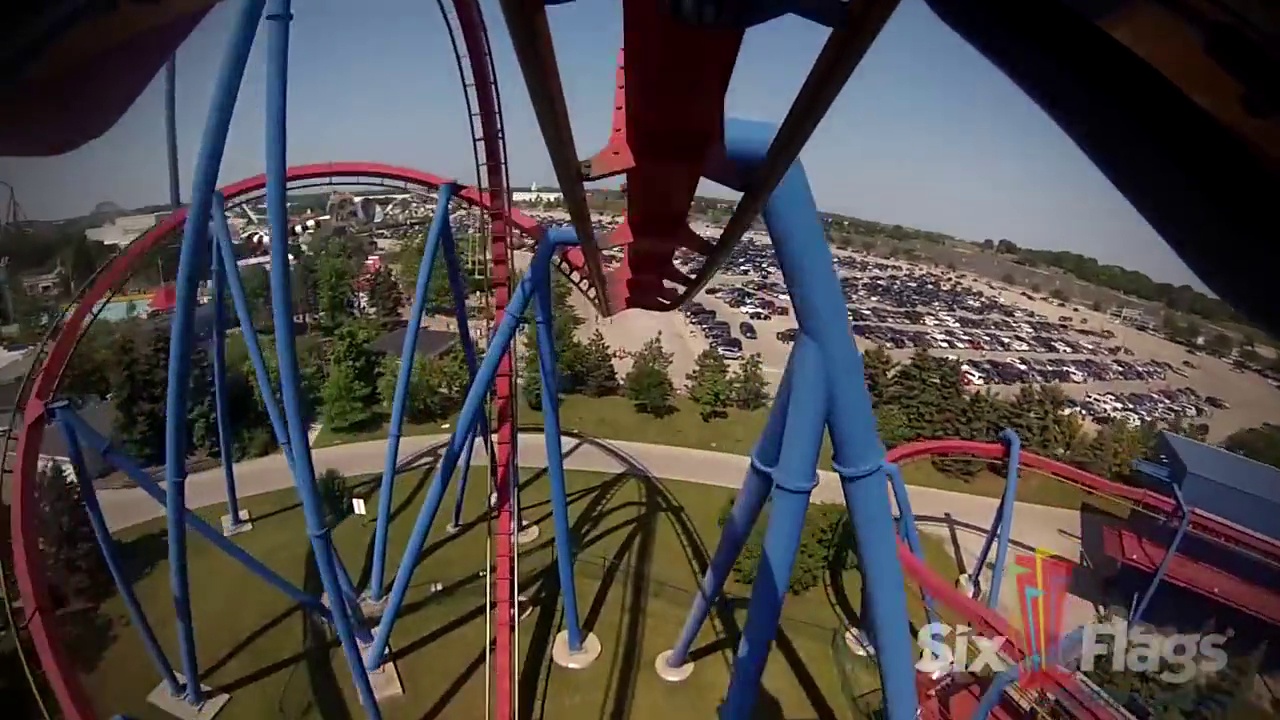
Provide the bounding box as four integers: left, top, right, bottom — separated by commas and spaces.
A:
663, 236, 1280, 441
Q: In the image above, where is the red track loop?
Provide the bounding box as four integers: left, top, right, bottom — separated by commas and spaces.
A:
8, 163, 542, 720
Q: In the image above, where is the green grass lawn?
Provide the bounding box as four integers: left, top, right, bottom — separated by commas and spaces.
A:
83, 469, 957, 719
314, 394, 1115, 513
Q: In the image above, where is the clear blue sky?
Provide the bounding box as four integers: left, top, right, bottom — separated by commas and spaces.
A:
0, 0, 1206, 290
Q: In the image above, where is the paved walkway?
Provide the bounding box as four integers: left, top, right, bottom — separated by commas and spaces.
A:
96, 434, 1095, 623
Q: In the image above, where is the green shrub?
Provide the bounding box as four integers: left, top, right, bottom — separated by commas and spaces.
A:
317, 468, 353, 528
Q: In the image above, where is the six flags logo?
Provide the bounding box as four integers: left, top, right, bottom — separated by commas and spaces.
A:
915, 549, 1229, 686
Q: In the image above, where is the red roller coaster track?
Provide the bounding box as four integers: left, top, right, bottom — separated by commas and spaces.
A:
7, 163, 546, 720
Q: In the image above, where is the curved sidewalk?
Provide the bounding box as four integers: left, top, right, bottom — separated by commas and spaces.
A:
95, 433, 1090, 621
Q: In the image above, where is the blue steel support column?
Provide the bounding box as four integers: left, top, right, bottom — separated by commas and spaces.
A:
162, 0, 266, 702
721, 338, 828, 719
884, 463, 937, 626
53, 411, 181, 696
532, 237, 585, 651
717, 118, 918, 720
1132, 483, 1189, 624
974, 628, 1086, 720
263, 1, 379, 715
210, 200, 292, 464
441, 220, 494, 530
365, 257, 545, 670
369, 184, 457, 599
60, 410, 324, 612
211, 227, 242, 525
664, 352, 798, 668
972, 428, 1021, 608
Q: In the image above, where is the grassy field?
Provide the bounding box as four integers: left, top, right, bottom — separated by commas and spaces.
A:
315, 394, 1114, 513
84, 468, 958, 719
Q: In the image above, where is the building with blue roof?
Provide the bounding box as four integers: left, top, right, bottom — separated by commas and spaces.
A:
1146, 431, 1280, 542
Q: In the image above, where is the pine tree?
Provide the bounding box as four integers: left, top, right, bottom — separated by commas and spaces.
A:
625, 334, 675, 416
686, 348, 732, 421
731, 352, 770, 410
112, 330, 169, 464
580, 329, 619, 397
861, 345, 896, 406
35, 464, 110, 607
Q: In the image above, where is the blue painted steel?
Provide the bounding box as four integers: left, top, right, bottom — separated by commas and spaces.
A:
210, 231, 242, 523
58, 409, 324, 613
369, 184, 457, 599
450, 422, 482, 528
210, 200, 293, 466
884, 463, 937, 626
441, 220, 494, 529
722, 338, 827, 718
1132, 482, 1190, 624
165, 58, 180, 208
53, 412, 180, 696
666, 351, 798, 667
982, 428, 1021, 609
712, 118, 918, 719
532, 245, 585, 650
262, 1, 380, 714
365, 249, 546, 670
161, 0, 266, 701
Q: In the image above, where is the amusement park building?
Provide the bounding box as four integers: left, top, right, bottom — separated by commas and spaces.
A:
1140, 431, 1280, 543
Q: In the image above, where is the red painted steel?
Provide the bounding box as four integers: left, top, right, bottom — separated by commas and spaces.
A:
1101, 528, 1280, 626
449, 0, 520, 715
10, 162, 542, 720
561, 0, 742, 314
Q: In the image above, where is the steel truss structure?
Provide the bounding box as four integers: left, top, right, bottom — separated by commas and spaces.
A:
6, 2, 1280, 720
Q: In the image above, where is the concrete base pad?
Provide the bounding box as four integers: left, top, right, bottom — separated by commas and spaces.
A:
844, 627, 876, 657
221, 510, 253, 537
446, 522, 464, 535
552, 630, 601, 669
956, 573, 979, 599
358, 593, 390, 619
147, 674, 230, 719
517, 523, 541, 544
359, 637, 404, 701
654, 650, 694, 682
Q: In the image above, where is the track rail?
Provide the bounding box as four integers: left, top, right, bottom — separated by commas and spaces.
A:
8, 163, 541, 720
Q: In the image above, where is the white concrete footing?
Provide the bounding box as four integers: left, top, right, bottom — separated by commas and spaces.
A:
220, 509, 252, 537
654, 650, 694, 682
147, 674, 230, 719
552, 630, 601, 669
358, 638, 404, 701
517, 523, 541, 544
844, 626, 876, 657
446, 522, 464, 535
956, 573, 979, 599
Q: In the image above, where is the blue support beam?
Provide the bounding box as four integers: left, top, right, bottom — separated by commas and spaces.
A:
441, 219, 494, 530
664, 351, 798, 668
58, 409, 325, 613
721, 337, 828, 718
1132, 482, 1190, 624
53, 411, 181, 697
695, 118, 918, 720
971, 428, 1021, 608
161, 0, 267, 702
210, 224, 242, 525
366, 229, 579, 670
262, 0, 379, 714
532, 242, 585, 650
884, 462, 937, 627
369, 185, 457, 600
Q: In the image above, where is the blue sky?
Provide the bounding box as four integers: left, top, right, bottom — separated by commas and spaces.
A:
0, 0, 1205, 289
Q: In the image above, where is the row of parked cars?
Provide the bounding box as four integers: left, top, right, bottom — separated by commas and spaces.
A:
854, 323, 1128, 356
682, 302, 745, 360
950, 355, 1169, 387
1069, 387, 1223, 427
